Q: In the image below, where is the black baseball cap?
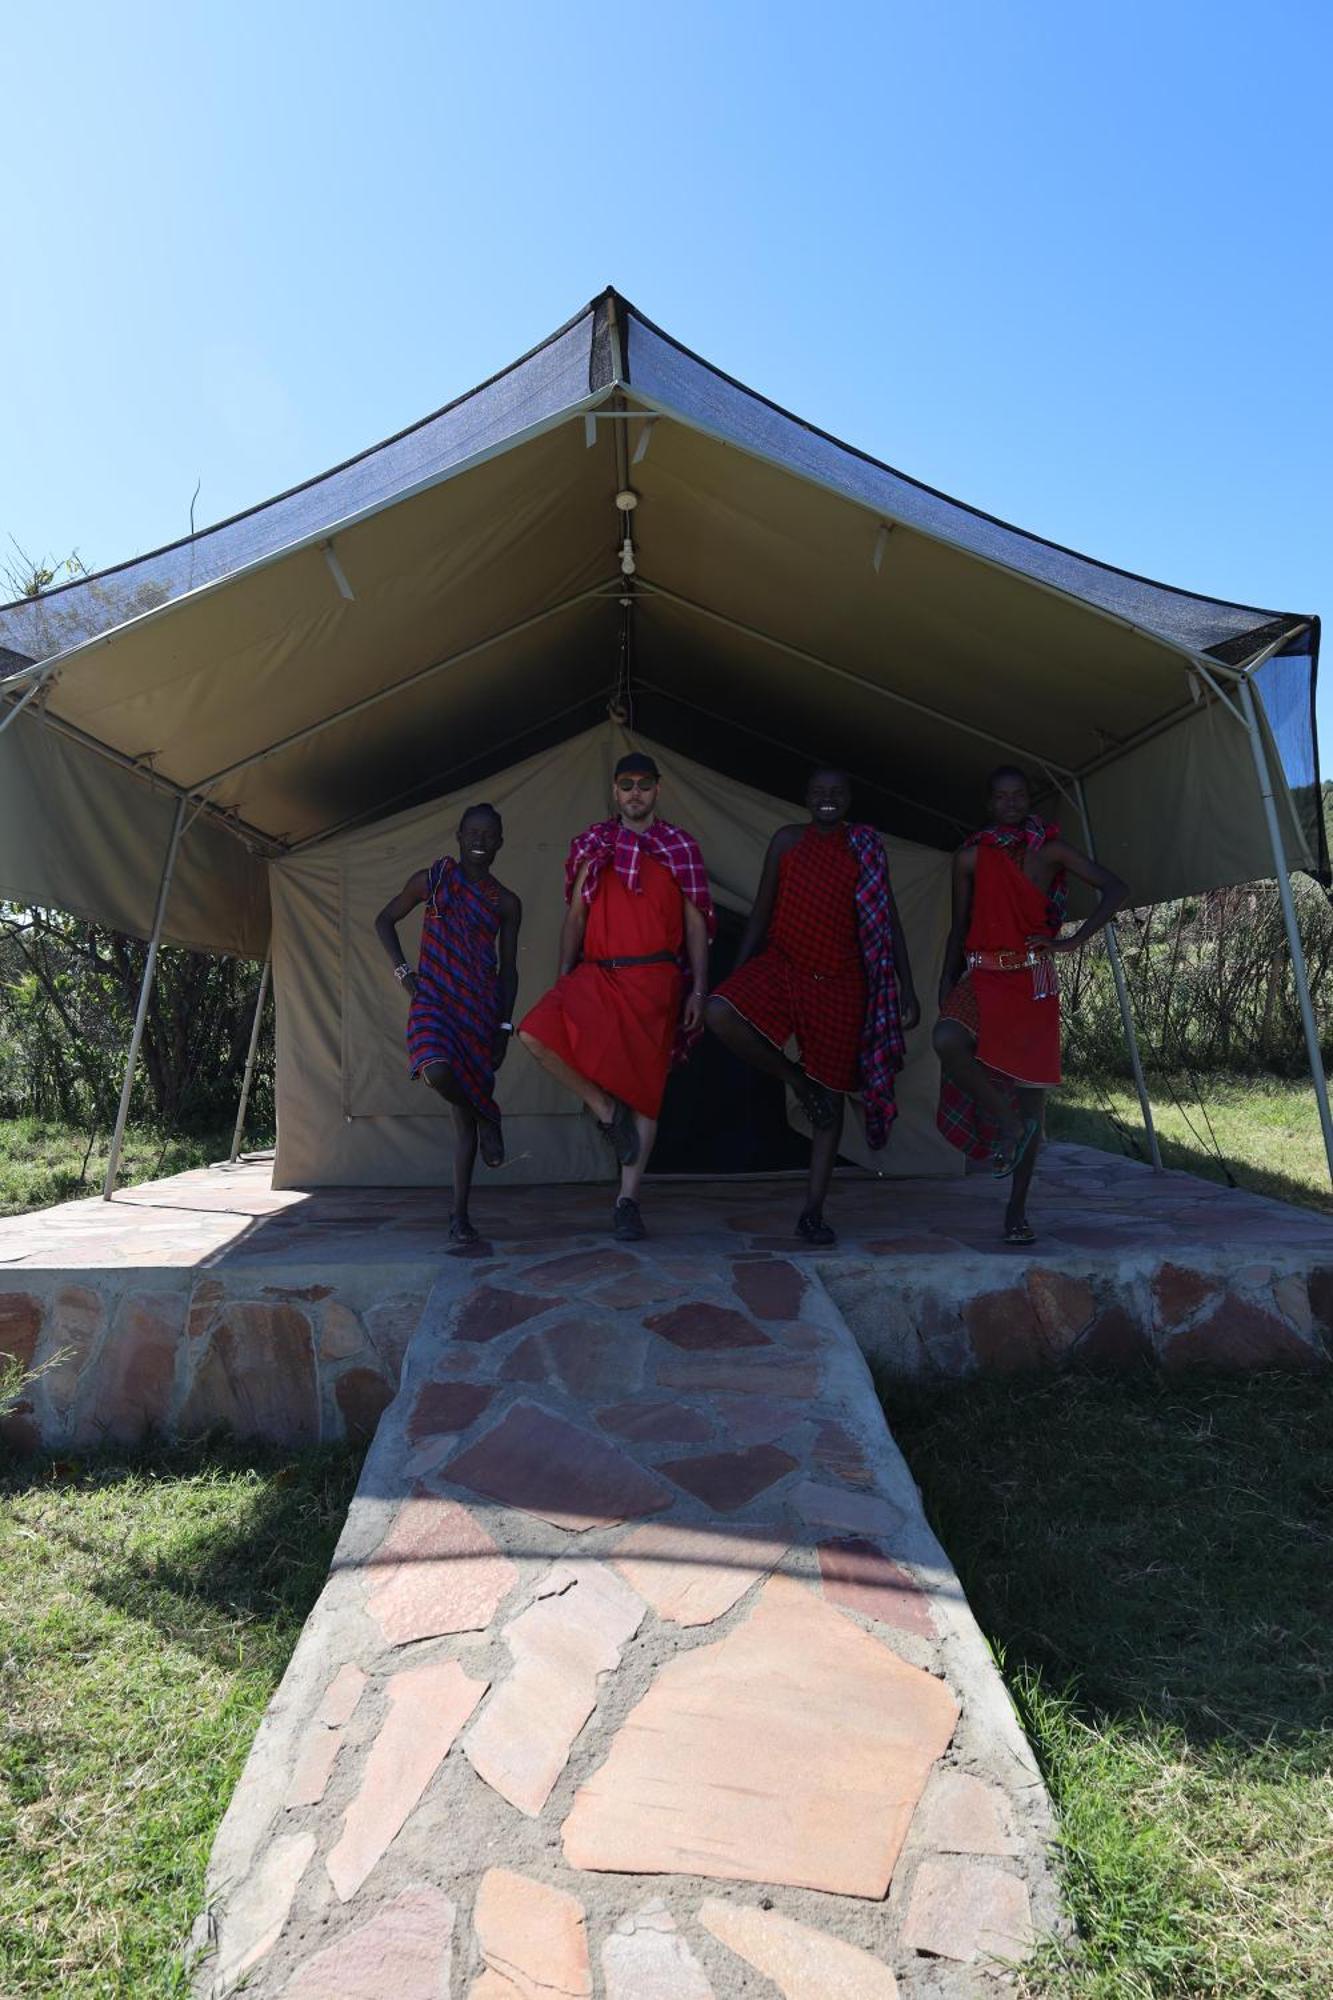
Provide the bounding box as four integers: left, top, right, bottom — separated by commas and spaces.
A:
614, 751, 661, 780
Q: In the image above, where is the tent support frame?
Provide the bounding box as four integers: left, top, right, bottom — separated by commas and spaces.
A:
229, 955, 271, 1163
102, 796, 187, 1200
1074, 779, 1163, 1172
1237, 672, 1333, 1188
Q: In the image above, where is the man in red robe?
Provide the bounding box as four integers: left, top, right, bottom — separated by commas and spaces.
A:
934, 765, 1128, 1243
706, 768, 920, 1245
519, 752, 714, 1241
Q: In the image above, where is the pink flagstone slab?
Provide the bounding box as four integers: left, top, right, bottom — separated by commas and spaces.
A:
596, 1398, 713, 1445
444, 1402, 674, 1532
731, 1257, 808, 1321
810, 1420, 873, 1487
656, 1351, 821, 1398
645, 1301, 772, 1351
280, 1885, 456, 1998
408, 1380, 495, 1444
900, 1858, 1034, 1964
327, 1660, 487, 1902
790, 1478, 905, 1540
657, 1443, 798, 1512
464, 1561, 645, 1815
178, 1300, 319, 1445
915, 1769, 1022, 1857
562, 1574, 959, 1896
87, 1292, 182, 1445
592, 1270, 689, 1308
611, 1519, 789, 1626
317, 1663, 368, 1728
817, 1538, 935, 1636
368, 1492, 518, 1646
602, 1898, 716, 1999
700, 1898, 899, 1997
285, 1724, 345, 1808
468, 1867, 591, 1999
454, 1286, 558, 1343
711, 1393, 807, 1446
499, 1317, 649, 1398
520, 1248, 638, 1286
211, 1830, 316, 1992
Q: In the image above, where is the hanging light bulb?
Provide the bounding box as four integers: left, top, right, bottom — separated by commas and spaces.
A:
620, 536, 637, 576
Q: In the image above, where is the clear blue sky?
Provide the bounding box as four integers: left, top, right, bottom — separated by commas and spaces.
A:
3, 1, 1328, 732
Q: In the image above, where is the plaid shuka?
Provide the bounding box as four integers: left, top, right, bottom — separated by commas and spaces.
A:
565, 816, 717, 1065
565, 816, 717, 938
847, 823, 906, 1150
407, 856, 503, 1122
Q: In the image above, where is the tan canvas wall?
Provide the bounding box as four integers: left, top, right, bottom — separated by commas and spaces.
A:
0, 708, 269, 956
270, 726, 960, 1188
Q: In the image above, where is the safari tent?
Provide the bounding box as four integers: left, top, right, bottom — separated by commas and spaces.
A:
0, 290, 1323, 1190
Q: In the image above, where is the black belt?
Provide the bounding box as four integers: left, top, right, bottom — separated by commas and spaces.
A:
587, 950, 679, 969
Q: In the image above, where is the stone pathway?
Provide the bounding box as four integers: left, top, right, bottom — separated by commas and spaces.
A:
192, 1241, 1061, 1998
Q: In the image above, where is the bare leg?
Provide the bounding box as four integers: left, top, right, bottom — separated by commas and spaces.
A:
932, 1020, 1022, 1146
1004, 1088, 1045, 1235
705, 996, 835, 1126
619, 1115, 657, 1204
518, 1031, 615, 1123
805, 1093, 845, 1218
421, 1062, 484, 1235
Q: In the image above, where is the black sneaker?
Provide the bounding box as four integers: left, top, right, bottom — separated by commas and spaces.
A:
612, 1197, 647, 1242
795, 1206, 836, 1246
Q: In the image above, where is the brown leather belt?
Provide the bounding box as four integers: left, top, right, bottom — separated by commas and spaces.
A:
588, 950, 679, 970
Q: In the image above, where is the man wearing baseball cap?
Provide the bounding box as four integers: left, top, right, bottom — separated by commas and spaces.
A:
519, 751, 715, 1239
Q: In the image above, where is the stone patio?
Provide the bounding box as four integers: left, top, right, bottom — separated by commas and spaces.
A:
2, 1143, 1330, 1456
189, 1238, 1061, 1997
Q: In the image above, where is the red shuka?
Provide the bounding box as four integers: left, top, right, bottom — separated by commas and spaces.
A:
519, 852, 685, 1118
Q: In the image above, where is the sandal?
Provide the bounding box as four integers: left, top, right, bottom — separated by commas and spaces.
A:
593, 1096, 640, 1166
992, 1117, 1040, 1181
792, 1074, 837, 1132
1002, 1218, 1036, 1246
449, 1212, 480, 1245
796, 1206, 837, 1246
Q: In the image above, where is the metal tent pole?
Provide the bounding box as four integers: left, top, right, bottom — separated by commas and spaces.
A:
102, 797, 187, 1200
1238, 674, 1333, 1188
1074, 780, 1163, 1172
229, 954, 271, 1164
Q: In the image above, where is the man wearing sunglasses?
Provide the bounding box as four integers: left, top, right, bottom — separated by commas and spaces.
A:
519, 751, 715, 1239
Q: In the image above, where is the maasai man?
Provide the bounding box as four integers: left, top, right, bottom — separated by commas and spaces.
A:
518, 751, 714, 1242
705, 768, 920, 1246
934, 765, 1127, 1244
374, 803, 521, 1245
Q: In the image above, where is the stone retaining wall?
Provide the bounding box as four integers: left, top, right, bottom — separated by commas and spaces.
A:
827, 1254, 1333, 1378
0, 1270, 429, 1458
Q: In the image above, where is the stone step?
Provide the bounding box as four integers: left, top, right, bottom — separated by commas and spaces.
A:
190, 1241, 1062, 1996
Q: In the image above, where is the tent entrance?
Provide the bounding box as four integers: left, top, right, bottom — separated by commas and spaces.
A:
650, 906, 812, 1175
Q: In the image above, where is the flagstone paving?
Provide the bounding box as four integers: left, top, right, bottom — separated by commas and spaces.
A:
192, 1241, 1063, 1998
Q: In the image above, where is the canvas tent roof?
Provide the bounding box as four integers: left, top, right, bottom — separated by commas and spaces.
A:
0, 287, 1321, 961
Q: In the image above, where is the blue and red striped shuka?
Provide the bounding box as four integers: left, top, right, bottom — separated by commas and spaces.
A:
407, 856, 503, 1123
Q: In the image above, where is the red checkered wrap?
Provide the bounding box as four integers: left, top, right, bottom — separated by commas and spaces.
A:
566, 817, 716, 939
935, 973, 1019, 1162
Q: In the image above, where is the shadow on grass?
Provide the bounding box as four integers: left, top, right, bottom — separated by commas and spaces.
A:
1048, 1092, 1333, 1217
0, 1435, 367, 1673
884, 1368, 1333, 1751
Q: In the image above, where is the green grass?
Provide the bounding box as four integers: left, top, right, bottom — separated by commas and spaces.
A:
0, 1118, 246, 1217
885, 1372, 1333, 1998
1048, 1075, 1333, 1214
0, 1440, 364, 1998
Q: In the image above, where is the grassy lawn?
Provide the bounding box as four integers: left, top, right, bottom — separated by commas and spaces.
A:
0, 1441, 364, 1998
887, 1372, 1333, 1999
0, 1118, 249, 1218
1048, 1075, 1333, 1214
